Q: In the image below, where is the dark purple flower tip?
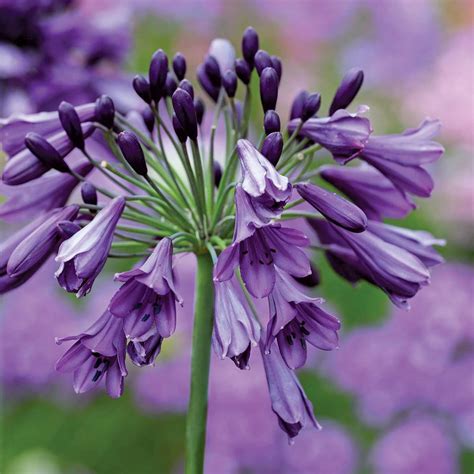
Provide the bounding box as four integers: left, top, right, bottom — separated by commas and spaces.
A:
222, 69, 238, 98
242, 26, 259, 66
213, 161, 222, 187
172, 52, 187, 81
149, 49, 169, 102
271, 55, 282, 82
81, 182, 98, 206
231, 344, 252, 370
142, 107, 155, 134
172, 114, 188, 143
57, 220, 81, 239
260, 67, 279, 112
197, 63, 220, 102
133, 75, 152, 104
254, 49, 272, 76
293, 263, 320, 287
235, 58, 251, 85
302, 92, 321, 121
117, 131, 148, 177
204, 54, 222, 87
290, 90, 309, 120
179, 79, 194, 100
58, 101, 84, 150
194, 98, 205, 125
172, 88, 198, 141
94, 95, 115, 129
297, 182, 368, 232
165, 73, 178, 97
261, 132, 283, 166
24, 132, 70, 173
264, 110, 281, 135
329, 68, 364, 115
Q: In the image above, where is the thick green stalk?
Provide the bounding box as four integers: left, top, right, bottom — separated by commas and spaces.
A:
185, 252, 215, 474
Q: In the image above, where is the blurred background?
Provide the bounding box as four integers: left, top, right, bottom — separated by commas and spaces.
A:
0, 0, 473, 473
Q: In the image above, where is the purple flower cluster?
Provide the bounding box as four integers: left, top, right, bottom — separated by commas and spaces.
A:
0, 25, 444, 444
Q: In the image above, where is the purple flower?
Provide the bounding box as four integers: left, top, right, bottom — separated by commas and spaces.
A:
213, 278, 261, 369
288, 108, 372, 164
6, 205, 79, 279
329, 68, 364, 115
295, 182, 367, 232
55, 310, 127, 398
359, 119, 444, 197
108, 238, 182, 355
320, 164, 415, 220
261, 341, 321, 440
127, 333, 164, 368
0, 161, 92, 222
266, 268, 340, 369
55, 197, 125, 297
215, 224, 311, 298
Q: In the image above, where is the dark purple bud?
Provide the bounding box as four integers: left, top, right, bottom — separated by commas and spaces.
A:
165, 73, 178, 97
117, 131, 148, 177
25, 132, 70, 173
271, 55, 282, 82
329, 68, 364, 115
242, 27, 259, 66
260, 131, 283, 166
179, 79, 194, 100
293, 263, 320, 287
264, 110, 281, 134
302, 92, 321, 121
213, 161, 222, 187
149, 49, 169, 102
259, 67, 279, 112
254, 49, 272, 76
204, 54, 222, 87
142, 107, 155, 134
289, 90, 309, 120
57, 220, 81, 239
222, 69, 237, 98
172, 52, 186, 81
58, 101, 84, 150
197, 64, 220, 102
235, 58, 251, 85
194, 98, 205, 126
95, 95, 115, 129
81, 182, 97, 206
172, 89, 197, 140
133, 75, 152, 104
172, 114, 187, 143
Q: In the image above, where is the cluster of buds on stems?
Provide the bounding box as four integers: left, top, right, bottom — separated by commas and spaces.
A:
0, 25, 444, 450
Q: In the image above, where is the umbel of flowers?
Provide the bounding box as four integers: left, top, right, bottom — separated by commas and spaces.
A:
0, 26, 444, 473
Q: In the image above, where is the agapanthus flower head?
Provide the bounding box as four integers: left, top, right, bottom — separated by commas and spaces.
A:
0, 26, 444, 454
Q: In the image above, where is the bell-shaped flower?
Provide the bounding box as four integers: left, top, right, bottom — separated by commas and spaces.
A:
359, 119, 444, 197
55, 311, 127, 398
261, 340, 321, 441
320, 164, 415, 220
213, 278, 261, 369
55, 197, 125, 297
266, 268, 340, 369
215, 224, 311, 298
287, 107, 372, 164
127, 333, 164, 367
109, 238, 182, 345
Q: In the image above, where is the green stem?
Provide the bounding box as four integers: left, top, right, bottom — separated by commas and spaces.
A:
185, 252, 215, 474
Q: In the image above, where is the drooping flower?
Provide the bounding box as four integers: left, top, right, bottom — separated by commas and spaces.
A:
213, 278, 261, 369
127, 333, 164, 368
55, 310, 127, 398
287, 107, 372, 164
358, 119, 444, 197
55, 197, 125, 297
108, 238, 182, 356
266, 268, 340, 369
320, 164, 415, 220
261, 340, 321, 440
